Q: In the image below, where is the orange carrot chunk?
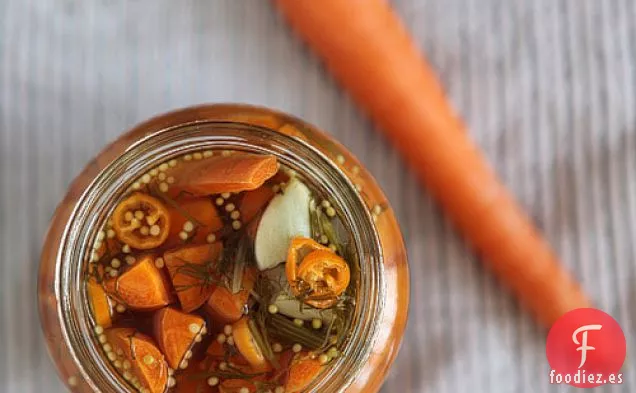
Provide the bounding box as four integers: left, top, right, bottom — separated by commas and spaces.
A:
103, 255, 173, 311
239, 186, 275, 225
87, 278, 113, 328
205, 268, 256, 325
166, 197, 223, 247
164, 243, 222, 312
285, 352, 323, 393
105, 328, 169, 393
275, 0, 591, 328
174, 154, 279, 196
153, 307, 206, 370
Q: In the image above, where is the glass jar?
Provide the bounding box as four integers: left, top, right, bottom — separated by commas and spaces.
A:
38, 104, 409, 393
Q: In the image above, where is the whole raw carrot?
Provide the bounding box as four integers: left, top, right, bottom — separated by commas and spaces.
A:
275, 0, 590, 327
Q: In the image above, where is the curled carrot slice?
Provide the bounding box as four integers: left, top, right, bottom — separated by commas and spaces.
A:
153, 307, 206, 369
166, 197, 223, 247
112, 193, 171, 250
232, 317, 271, 372
285, 352, 323, 393
105, 328, 169, 393
285, 237, 350, 308
87, 278, 112, 328
205, 268, 256, 324
173, 154, 279, 196
103, 255, 173, 311
164, 243, 222, 312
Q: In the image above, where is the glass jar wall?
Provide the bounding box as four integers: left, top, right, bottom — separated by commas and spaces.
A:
37, 104, 409, 393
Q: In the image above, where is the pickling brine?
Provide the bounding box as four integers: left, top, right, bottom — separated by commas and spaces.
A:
86, 149, 357, 393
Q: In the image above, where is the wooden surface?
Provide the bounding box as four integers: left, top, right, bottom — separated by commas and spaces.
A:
1, 1, 635, 392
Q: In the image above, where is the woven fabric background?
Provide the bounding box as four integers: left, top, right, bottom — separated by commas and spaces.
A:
1, 1, 634, 392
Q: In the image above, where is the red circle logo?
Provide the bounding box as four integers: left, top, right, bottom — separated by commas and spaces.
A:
546, 308, 626, 388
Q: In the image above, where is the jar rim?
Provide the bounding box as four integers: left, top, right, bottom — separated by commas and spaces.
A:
55, 117, 385, 392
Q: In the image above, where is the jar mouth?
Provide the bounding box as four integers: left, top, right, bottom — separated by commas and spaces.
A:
57, 121, 385, 392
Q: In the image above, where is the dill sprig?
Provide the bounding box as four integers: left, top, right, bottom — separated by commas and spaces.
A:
173, 257, 223, 293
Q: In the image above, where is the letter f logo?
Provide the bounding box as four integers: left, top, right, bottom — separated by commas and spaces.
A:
572, 324, 602, 369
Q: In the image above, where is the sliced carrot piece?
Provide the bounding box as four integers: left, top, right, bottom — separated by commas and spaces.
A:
285, 352, 323, 393
87, 278, 112, 328
95, 237, 122, 260
164, 243, 222, 312
173, 154, 279, 196
105, 328, 168, 393
166, 197, 223, 247
153, 307, 206, 369
275, 350, 295, 382
205, 340, 225, 359
231, 317, 271, 372
103, 255, 173, 311
219, 379, 257, 393
205, 268, 256, 324
239, 186, 275, 225
275, 0, 590, 329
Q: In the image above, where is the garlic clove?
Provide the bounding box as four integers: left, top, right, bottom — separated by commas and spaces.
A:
254, 178, 311, 270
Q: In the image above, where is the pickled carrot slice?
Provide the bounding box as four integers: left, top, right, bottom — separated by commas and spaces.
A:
205, 268, 256, 324
153, 307, 206, 369
232, 317, 271, 372
285, 352, 323, 393
173, 154, 279, 196
87, 278, 112, 328
164, 243, 222, 312
239, 187, 275, 225
103, 255, 173, 311
165, 197, 223, 247
105, 328, 169, 393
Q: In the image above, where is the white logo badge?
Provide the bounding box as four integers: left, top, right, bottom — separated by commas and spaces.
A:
572, 324, 603, 368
